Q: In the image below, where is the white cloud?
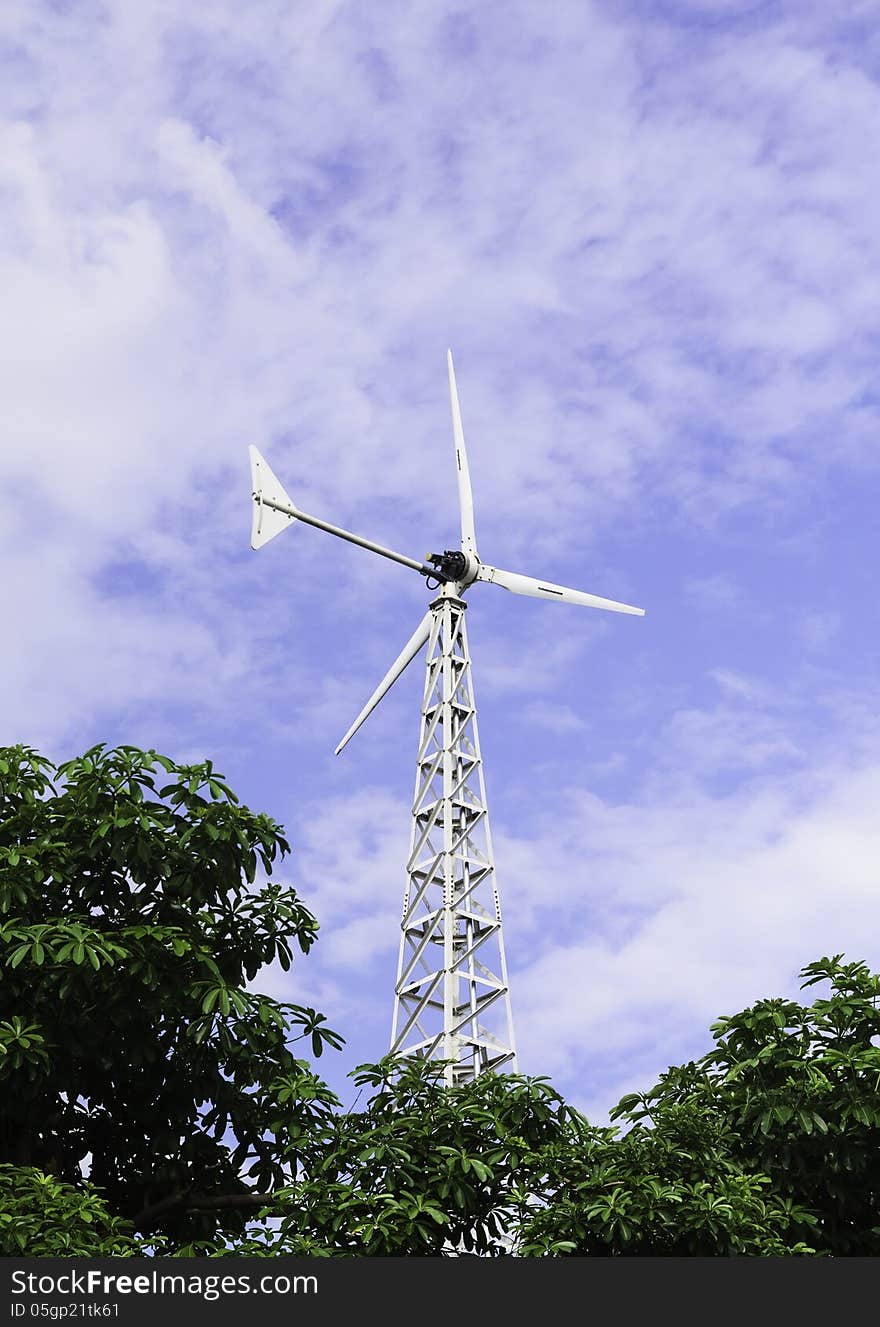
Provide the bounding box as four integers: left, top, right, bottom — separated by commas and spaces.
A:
510, 756, 880, 1118
522, 700, 588, 733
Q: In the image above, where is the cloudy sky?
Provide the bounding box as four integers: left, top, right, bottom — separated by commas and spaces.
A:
3, 0, 880, 1119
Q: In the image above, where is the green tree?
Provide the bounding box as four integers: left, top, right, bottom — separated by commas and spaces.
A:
520, 954, 880, 1256
254, 955, 880, 1257
0, 1165, 140, 1256
266, 1056, 588, 1256
237, 1057, 816, 1257
2, 741, 878, 1257
511, 1086, 817, 1255
0, 743, 341, 1248
611, 954, 880, 1256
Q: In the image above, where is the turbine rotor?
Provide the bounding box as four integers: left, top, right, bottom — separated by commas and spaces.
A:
248, 349, 645, 754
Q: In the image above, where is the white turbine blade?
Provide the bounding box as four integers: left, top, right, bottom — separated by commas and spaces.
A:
249, 445, 299, 550
447, 350, 477, 556
335, 612, 433, 755
478, 564, 645, 616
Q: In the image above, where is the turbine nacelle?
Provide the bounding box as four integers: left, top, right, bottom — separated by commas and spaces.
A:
424, 548, 481, 588
248, 349, 645, 754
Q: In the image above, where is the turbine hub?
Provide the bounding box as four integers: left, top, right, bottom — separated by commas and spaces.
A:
425, 549, 479, 585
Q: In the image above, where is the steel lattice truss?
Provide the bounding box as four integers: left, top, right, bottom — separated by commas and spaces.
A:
391, 590, 516, 1084
248, 352, 643, 1088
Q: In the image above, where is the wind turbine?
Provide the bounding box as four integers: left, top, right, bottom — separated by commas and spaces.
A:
249, 351, 644, 1084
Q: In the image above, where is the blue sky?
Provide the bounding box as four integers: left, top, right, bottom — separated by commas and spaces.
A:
2, 0, 880, 1119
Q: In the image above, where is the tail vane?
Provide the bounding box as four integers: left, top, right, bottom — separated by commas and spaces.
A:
250, 445, 299, 550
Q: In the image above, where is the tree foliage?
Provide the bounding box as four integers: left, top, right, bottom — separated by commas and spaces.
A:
2, 742, 879, 1256
0, 1165, 139, 1257
182, 954, 880, 1258
0, 743, 341, 1246
214, 1057, 816, 1257
609, 954, 880, 1256
265, 1057, 587, 1256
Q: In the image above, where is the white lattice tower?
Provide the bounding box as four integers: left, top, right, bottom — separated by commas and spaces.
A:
391, 584, 517, 1085
248, 352, 644, 1087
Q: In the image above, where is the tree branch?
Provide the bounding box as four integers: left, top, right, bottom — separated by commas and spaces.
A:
133, 1189, 278, 1230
